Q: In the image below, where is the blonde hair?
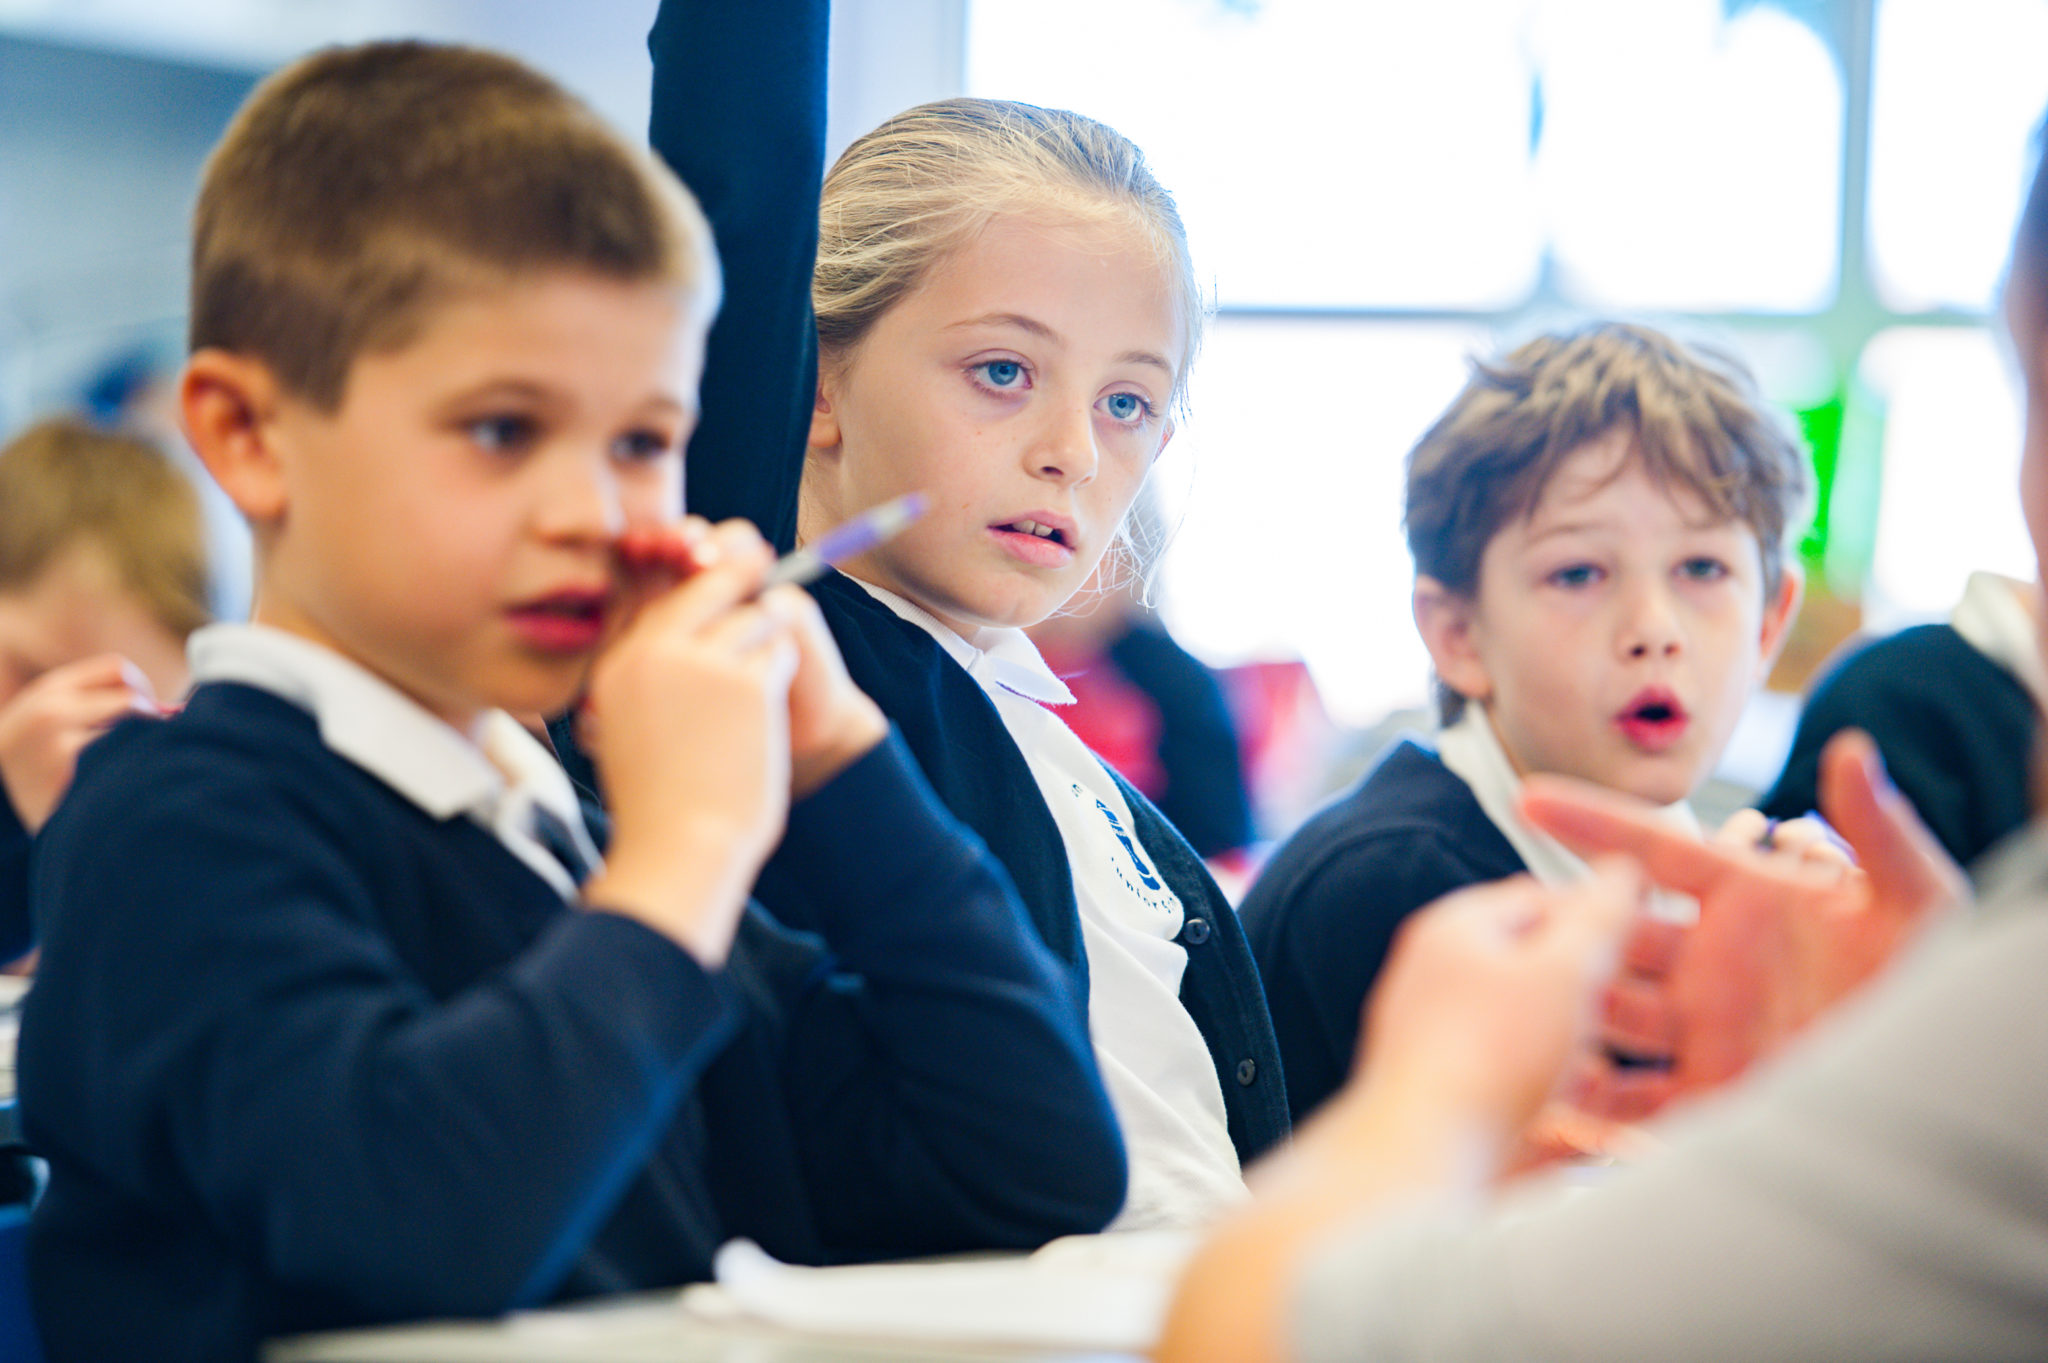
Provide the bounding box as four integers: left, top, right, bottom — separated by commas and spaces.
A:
192, 41, 719, 411
814, 97, 1203, 401
1406, 321, 1811, 723
0, 419, 211, 640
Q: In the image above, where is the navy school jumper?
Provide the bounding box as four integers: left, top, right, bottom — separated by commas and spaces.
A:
644, 0, 1290, 1164
1761, 623, 2037, 877
19, 684, 1123, 1361
1241, 739, 1526, 1125
0, 793, 29, 963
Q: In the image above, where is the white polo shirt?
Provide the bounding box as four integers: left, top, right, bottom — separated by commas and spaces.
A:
852, 582, 1245, 1231
187, 623, 601, 903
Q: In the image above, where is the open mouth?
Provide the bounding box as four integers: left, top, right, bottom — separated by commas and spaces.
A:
1617, 689, 1688, 751
998, 518, 1069, 547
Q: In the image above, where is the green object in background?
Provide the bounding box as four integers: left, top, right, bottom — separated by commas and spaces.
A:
1794, 391, 1843, 573
1792, 375, 1886, 599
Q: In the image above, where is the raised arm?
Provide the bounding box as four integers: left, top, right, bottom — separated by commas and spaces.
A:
647, 0, 830, 550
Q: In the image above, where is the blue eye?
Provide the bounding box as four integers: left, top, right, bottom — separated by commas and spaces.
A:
1549, 563, 1601, 589
613, 429, 677, 463
467, 414, 535, 453
1680, 557, 1729, 581
975, 360, 1026, 390
1102, 392, 1153, 424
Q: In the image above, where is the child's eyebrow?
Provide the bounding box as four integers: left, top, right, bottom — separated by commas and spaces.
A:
1521, 514, 1616, 543
436, 378, 561, 410
435, 379, 693, 420
944, 312, 1174, 378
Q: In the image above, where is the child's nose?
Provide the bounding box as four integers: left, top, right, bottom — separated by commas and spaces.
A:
538, 452, 628, 542
1621, 586, 1683, 659
1027, 403, 1099, 486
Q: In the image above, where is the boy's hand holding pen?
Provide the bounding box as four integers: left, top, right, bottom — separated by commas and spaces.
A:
611, 491, 928, 596
592, 493, 923, 815
580, 519, 798, 965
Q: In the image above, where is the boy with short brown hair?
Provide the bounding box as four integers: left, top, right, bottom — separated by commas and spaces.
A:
1243, 321, 1811, 1123
19, 41, 1120, 1363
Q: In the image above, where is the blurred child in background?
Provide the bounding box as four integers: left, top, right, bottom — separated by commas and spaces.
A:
0, 416, 210, 961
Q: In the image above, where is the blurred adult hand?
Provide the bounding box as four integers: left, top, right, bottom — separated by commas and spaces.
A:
1522, 729, 1965, 1115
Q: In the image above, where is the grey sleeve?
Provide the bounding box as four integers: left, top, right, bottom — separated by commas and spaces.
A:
1293, 901, 2048, 1363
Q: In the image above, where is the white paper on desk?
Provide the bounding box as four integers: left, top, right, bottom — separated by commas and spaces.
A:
684, 1230, 1194, 1352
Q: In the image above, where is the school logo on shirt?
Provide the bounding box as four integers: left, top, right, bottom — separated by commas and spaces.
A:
1067, 782, 1179, 917
1096, 797, 1163, 890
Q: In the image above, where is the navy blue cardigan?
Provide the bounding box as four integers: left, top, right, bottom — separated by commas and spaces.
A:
20, 683, 1122, 1361
1761, 623, 2037, 877
765, 573, 1290, 1160
1241, 739, 1526, 1124
646, 0, 1290, 1164
0, 792, 29, 964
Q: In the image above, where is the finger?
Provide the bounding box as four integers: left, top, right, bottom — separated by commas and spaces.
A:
68, 685, 154, 731
1765, 815, 1842, 858
694, 600, 793, 660
624, 542, 774, 639
1568, 857, 1644, 945
703, 517, 773, 565
1816, 730, 1964, 919
1598, 977, 1680, 1057
756, 582, 827, 637
12, 653, 136, 710
618, 515, 716, 577
1526, 857, 1640, 987
614, 520, 773, 638
1714, 809, 1769, 849
1522, 775, 1744, 901
42, 653, 135, 691
1571, 1064, 1680, 1123
1617, 914, 1685, 978
1796, 840, 1855, 878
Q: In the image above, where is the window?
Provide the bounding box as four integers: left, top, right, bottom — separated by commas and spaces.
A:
969, 0, 2048, 742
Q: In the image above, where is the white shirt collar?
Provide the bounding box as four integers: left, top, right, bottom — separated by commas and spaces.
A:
1435, 702, 1699, 918
187, 622, 597, 896
1950, 571, 2047, 711
847, 577, 1075, 706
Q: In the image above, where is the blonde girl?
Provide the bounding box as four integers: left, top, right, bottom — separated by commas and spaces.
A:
648, 0, 1286, 1231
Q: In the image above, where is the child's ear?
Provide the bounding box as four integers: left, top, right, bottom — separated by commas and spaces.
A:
806, 377, 843, 462
1756, 561, 1805, 678
180, 350, 290, 524
1413, 575, 1493, 704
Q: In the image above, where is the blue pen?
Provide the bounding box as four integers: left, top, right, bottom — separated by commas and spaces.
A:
761, 492, 929, 589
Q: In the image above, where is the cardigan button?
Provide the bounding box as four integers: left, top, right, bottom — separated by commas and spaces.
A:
1182, 917, 1211, 945
1235, 1058, 1257, 1086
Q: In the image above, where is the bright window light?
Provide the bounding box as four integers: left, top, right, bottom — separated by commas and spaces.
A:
1534, 1, 1842, 311
1146, 319, 1490, 726
967, 0, 1543, 309
1862, 326, 2031, 623
1868, 0, 2048, 312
